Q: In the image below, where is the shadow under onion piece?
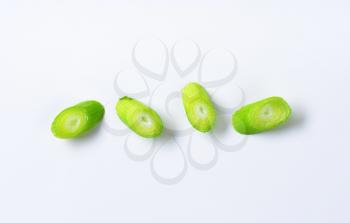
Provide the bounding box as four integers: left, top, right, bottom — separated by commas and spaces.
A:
182, 82, 216, 133
51, 100, 105, 139
232, 96, 292, 134
116, 96, 163, 138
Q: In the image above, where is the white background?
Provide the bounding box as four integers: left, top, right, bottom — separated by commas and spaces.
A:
1, 0, 350, 222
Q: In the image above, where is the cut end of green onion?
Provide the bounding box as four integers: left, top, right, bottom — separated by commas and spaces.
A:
51, 100, 104, 139
51, 109, 87, 138
182, 82, 216, 133
232, 96, 292, 135
116, 97, 163, 138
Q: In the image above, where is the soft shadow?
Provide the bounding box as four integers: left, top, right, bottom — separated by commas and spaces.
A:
67, 124, 103, 148
152, 128, 177, 152
213, 114, 231, 135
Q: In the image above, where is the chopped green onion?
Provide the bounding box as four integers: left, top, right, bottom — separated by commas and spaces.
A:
182, 82, 216, 132
232, 96, 292, 134
51, 100, 105, 139
116, 96, 163, 138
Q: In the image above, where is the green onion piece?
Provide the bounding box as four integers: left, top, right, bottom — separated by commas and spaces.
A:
182, 82, 216, 133
232, 96, 292, 134
51, 100, 105, 139
116, 96, 163, 138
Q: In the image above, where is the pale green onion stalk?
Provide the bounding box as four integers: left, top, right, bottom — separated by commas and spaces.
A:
116, 96, 163, 138
232, 96, 292, 134
51, 100, 105, 139
182, 82, 216, 133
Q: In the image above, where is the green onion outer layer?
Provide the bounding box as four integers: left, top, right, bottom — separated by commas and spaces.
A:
51, 100, 105, 139
232, 96, 292, 135
116, 96, 163, 138
181, 82, 216, 133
